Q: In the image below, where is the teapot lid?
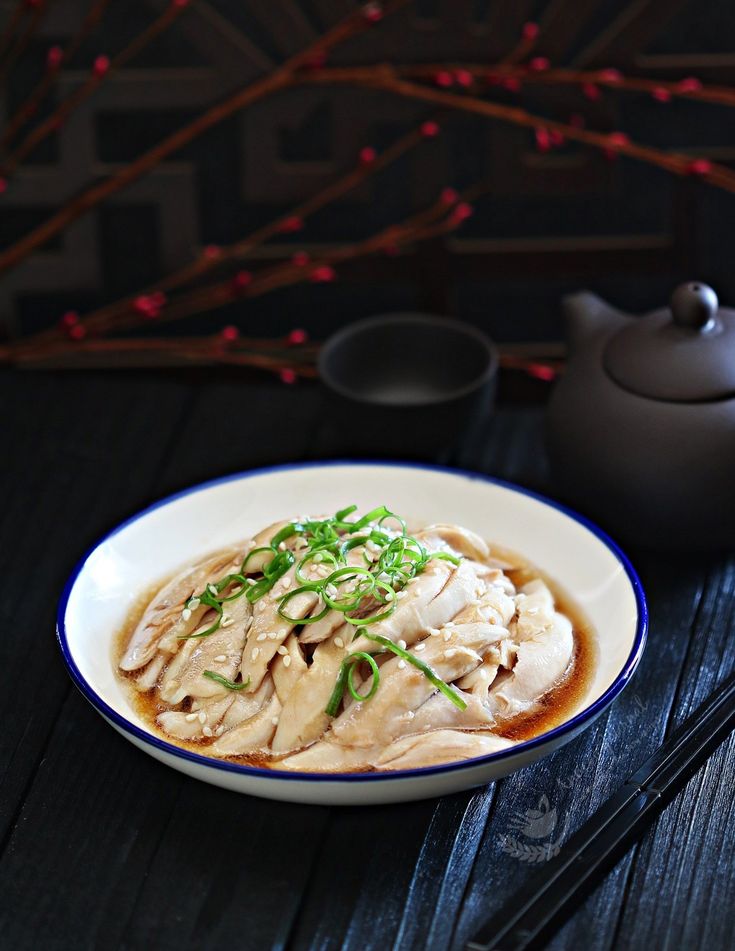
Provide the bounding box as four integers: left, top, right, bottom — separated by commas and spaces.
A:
603, 282, 735, 401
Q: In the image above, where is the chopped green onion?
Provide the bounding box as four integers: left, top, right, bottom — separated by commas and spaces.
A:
335, 504, 358, 521
202, 670, 251, 691
325, 651, 381, 716
277, 583, 329, 624
361, 632, 467, 711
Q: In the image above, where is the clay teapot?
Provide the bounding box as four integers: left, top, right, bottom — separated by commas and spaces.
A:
547, 282, 735, 550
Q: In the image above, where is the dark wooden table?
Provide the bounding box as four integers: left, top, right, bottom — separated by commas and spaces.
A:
1, 368, 733, 951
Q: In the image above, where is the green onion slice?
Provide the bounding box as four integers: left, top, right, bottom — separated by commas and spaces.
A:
361, 632, 467, 711
202, 670, 251, 691
325, 650, 381, 716
277, 583, 330, 624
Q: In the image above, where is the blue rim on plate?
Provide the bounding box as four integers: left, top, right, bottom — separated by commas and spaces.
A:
56, 461, 648, 785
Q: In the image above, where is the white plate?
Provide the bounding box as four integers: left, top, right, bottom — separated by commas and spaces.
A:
57, 462, 647, 805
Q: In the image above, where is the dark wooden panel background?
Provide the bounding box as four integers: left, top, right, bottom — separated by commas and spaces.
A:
1, 0, 734, 343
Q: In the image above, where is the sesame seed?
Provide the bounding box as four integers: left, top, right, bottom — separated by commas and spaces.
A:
318, 565, 330, 578
281, 577, 291, 589
267, 632, 278, 640
398, 639, 407, 649
415, 643, 426, 652
185, 712, 198, 722
326, 584, 338, 598
314, 552, 324, 563
208, 584, 217, 596
283, 655, 292, 668
429, 628, 440, 637
396, 591, 407, 600
213, 654, 227, 662
384, 591, 394, 602
230, 586, 242, 595
202, 726, 213, 737
277, 645, 288, 655
443, 631, 452, 642
334, 636, 345, 648
278, 542, 287, 551
181, 608, 192, 621
251, 648, 260, 661
221, 615, 233, 628
398, 660, 406, 669
445, 648, 457, 657
271, 716, 280, 725
214, 725, 224, 736
246, 578, 256, 586
407, 710, 415, 719
188, 597, 200, 610
256, 632, 267, 642
198, 710, 207, 724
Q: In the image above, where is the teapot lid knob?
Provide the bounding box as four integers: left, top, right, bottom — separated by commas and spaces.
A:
670, 282, 718, 331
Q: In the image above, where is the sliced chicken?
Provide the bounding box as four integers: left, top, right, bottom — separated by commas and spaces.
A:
272, 634, 308, 704
375, 730, 513, 770
221, 676, 275, 730
332, 620, 500, 747
133, 652, 166, 691
271, 630, 349, 753
209, 693, 282, 757
351, 558, 482, 654
120, 547, 240, 670
488, 585, 574, 718
240, 566, 319, 692
157, 693, 235, 741
417, 523, 490, 560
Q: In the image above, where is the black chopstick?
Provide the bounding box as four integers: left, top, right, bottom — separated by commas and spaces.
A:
466, 670, 735, 951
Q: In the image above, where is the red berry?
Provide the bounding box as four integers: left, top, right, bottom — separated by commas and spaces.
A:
688, 158, 712, 176
0, 178, 7, 195
171, 0, 190, 7
230, 270, 252, 293
440, 187, 458, 205
288, 328, 308, 345
359, 146, 377, 165
46, 46, 63, 70
420, 120, 440, 138
450, 202, 473, 224
582, 82, 600, 100
92, 55, 110, 78
528, 57, 550, 72
203, 244, 221, 260
280, 368, 297, 385
527, 363, 556, 382
606, 131, 630, 149
279, 215, 303, 234
549, 129, 565, 147
310, 265, 336, 283
522, 22, 539, 41
455, 69, 473, 87
535, 128, 551, 152
598, 68, 623, 84
678, 76, 702, 93
291, 251, 310, 267
434, 70, 453, 88
133, 296, 154, 316
220, 325, 239, 342
362, 2, 383, 22
68, 323, 86, 340
60, 311, 79, 328
501, 77, 521, 92
652, 86, 671, 102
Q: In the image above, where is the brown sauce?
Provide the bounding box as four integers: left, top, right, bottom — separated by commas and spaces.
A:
114, 543, 598, 770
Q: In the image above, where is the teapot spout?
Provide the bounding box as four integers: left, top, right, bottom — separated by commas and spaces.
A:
562, 291, 631, 349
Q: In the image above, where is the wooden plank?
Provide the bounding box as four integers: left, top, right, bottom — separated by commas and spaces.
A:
0, 370, 190, 849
